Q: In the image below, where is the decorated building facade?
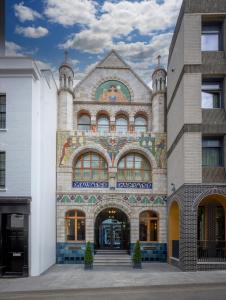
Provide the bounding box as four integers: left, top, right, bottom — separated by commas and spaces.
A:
56, 50, 168, 263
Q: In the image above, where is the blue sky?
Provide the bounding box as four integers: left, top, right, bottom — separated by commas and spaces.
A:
6, 0, 183, 84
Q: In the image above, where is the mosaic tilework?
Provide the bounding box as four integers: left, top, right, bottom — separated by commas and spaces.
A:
56, 242, 93, 264
57, 194, 167, 206
130, 242, 167, 262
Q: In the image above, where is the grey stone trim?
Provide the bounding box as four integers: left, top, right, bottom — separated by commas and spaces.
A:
202, 167, 226, 183
0, 68, 39, 80
167, 124, 201, 158
74, 101, 151, 107
168, 0, 226, 63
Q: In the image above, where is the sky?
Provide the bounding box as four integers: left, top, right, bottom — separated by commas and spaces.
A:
6, 0, 183, 85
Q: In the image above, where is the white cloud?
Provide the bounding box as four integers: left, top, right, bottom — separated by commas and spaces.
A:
14, 2, 42, 22
44, 0, 96, 26
16, 26, 49, 38
5, 41, 24, 56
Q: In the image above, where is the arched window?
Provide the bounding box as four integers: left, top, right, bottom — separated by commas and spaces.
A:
65, 210, 85, 241
116, 115, 128, 134
134, 116, 147, 133
97, 115, 109, 134
139, 211, 158, 242
78, 114, 91, 131
73, 152, 108, 181
118, 153, 152, 182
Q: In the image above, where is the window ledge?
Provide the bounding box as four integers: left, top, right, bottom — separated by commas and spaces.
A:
0, 128, 7, 132
0, 188, 7, 192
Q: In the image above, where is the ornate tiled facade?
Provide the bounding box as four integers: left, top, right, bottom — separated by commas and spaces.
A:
56, 50, 168, 263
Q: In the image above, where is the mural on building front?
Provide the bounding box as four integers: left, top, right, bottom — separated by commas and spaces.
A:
57, 132, 167, 169
95, 80, 131, 102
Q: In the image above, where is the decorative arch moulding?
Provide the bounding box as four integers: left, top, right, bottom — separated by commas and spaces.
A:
91, 77, 134, 103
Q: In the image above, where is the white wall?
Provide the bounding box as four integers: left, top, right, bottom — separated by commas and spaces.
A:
30, 69, 57, 276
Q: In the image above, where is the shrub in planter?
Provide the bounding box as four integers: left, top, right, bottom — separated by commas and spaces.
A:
132, 240, 142, 269
84, 241, 93, 270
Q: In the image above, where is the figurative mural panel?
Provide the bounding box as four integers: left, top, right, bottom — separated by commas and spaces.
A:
95, 80, 131, 102
57, 132, 167, 169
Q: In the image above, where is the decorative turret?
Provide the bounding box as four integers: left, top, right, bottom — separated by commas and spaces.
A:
151, 55, 167, 133
58, 51, 74, 130
59, 51, 74, 91
152, 55, 167, 93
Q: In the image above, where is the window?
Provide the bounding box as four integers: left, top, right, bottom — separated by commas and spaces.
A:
201, 24, 222, 51
65, 210, 85, 241
97, 115, 109, 134
78, 114, 91, 131
118, 153, 152, 182
202, 81, 223, 109
74, 152, 108, 181
202, 138, 223, 167
0, 94, 6, 129
116, 116, 128, 134
0, 152, 5, 188
139, 211, 158, 242
134, 116, 147, 133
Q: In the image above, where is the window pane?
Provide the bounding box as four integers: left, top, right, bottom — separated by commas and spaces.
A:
202, 34, 219, 51
139, 219, 148, 241
202, 148, 221, 166
79, 115, 90, 125
77, 219, 85, 241
0, 95, 6, 129
66, 219, 75, 240
150, 220, 158, 241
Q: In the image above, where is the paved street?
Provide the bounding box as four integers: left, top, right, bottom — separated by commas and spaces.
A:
1, 284, 226, 300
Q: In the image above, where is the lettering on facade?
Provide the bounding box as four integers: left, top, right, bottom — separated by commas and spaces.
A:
72, 181, 109, 188
117, 182, 152, 189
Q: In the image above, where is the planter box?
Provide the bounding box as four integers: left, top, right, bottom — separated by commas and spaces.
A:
84, 264, 93, 270
133, 262, 142, 269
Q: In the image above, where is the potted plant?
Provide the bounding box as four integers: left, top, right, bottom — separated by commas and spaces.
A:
84, 241, 93, 270
132, 240, 142, 269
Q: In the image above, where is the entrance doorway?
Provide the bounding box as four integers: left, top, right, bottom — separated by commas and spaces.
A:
1, 214, 28, 276
95, 208, 130, 250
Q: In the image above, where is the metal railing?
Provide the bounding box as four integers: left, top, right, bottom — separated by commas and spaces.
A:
198, 241, 226, 262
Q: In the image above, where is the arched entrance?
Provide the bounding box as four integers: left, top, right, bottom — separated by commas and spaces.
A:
168, 201, 180, 260
197, 194, 226, 261
95, 208, 130, 250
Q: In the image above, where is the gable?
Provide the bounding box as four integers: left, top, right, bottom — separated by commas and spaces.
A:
74, 50, 151, 103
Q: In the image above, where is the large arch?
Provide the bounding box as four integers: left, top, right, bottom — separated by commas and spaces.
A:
114, 145, 158, 169
94, 206, 130, 250
193, 188, 226, 209
67, 144, 112, 168
168, 201, 180, 260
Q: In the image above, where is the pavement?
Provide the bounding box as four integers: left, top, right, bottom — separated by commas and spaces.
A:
0, 263, 226, 294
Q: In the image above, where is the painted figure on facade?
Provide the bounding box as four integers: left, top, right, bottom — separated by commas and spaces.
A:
96, 80, 131, 102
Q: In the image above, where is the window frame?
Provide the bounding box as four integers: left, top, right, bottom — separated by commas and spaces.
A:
134, 116, 148, 133
201, 23, 223, 52
202, 137, 224, 167
0, 94, 6, 129
201, 79, 223, 109
115, 115, 128, 134
0, 151, 5, 189
118, 153, 152, 182
139, 210, 158, 242
78, 114, 91, 132
73, 152, 108, 182
65, 210, 86, 242
97, 115, 110, 134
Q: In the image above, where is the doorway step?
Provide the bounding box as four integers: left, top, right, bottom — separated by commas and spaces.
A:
94, 250, 131, 267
